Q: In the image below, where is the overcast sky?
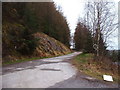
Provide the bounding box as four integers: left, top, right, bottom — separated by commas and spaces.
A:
53, 0, 119, 50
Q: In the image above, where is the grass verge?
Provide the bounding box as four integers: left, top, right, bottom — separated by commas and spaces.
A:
2, 56, 51, 66
71, 53, 119, 83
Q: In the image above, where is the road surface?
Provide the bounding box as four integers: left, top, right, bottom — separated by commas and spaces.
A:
2, 52, 118, 88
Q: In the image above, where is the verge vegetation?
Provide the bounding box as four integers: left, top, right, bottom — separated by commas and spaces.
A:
71, 53, 119, 83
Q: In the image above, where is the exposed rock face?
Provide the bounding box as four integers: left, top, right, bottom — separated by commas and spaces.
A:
2, 31, 71, 63
33, 32, 71, 57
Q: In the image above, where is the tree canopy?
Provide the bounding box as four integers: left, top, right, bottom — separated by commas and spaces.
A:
2, 2, 70, 57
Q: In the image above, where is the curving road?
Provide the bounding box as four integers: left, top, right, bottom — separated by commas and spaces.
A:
2, 52, 118, 88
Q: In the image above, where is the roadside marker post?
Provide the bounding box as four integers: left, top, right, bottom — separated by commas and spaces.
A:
103, 75, 113, 82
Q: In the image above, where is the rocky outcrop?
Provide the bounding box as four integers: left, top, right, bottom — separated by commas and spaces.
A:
33, 32, 71, 57
2, 31, 71, 63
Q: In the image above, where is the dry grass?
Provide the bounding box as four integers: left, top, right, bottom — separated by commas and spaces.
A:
71, 53, 119, 83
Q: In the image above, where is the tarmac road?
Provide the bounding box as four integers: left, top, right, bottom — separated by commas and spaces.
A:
2, 52, 118, 88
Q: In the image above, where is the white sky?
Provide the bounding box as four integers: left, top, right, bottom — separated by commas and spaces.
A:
53, 0, 85, 34
53, 0, 120, 50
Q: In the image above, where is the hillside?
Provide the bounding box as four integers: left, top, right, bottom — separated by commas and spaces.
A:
2, 2, 71, 64
34, 32, 71, 57
3, 31, 71, 64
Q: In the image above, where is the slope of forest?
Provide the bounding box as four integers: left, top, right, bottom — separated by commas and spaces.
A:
3, 31, 71, 63
2, 2, 71, 63
34, 32, 71, 57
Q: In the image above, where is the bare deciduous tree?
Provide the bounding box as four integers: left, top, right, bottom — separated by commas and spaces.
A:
84, 0, 118, 56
